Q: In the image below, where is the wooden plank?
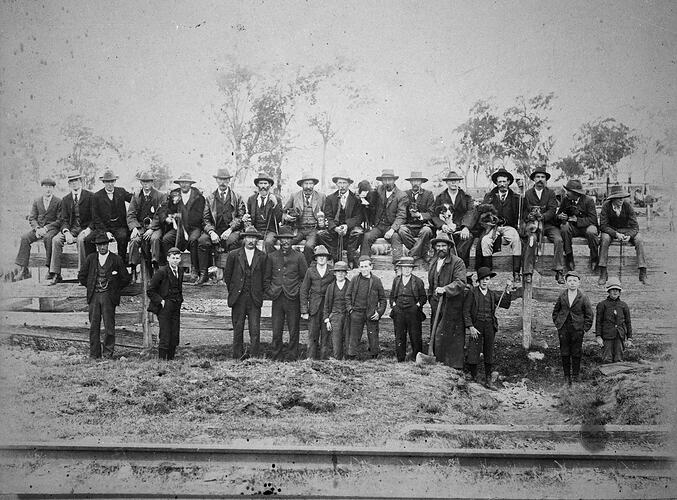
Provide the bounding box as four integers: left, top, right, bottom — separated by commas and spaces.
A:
0, 281, 143, 299
29, 253, 79, 269
598, 362, 653, 377
1, 311, 143, 328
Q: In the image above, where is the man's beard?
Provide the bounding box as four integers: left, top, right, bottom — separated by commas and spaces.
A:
245, 242, 255, 249
303, 188, 313, 195
437, 249, 448, 258
385, 185, 394, 192
535, 181, 545, 189
498, 186, 508, 193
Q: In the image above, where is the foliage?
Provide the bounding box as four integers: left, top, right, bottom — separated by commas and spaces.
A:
573, 118, 638, 179
134, 149, 172, 190
553, 156, 585, 180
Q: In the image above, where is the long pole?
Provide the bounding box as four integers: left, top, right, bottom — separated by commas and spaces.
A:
141, 259, 151, 349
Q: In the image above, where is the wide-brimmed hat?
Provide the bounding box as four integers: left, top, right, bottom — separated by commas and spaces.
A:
331, 171, 354, 185
137, 171, 155, 182
564, 179, 586, 196
93, 233, 111, 245
565, 270, 580, 280
442, 170, 464, 181
297, 171, 319, 187
376, 169, 399, 181
167, 247, 182, 255
431, 233, 455, 247
606, 185, 630, 200
404, 171, 428, 183
313, 245, 330, 257
275, 227, 295, 239
254, 172, 274, 186
66, 171, 82, 182
396, 256, 416, 267
606, 277, 623, 292
99, 170, 118, 182
529, 166, 551, 181
332, 261, 349, 272
174, 172, 196, 184
40, 178, 56, 187
491, 168, 514, 186
239, 226, 263, 239
213, 168, 232, 179
476, 267, 496, 281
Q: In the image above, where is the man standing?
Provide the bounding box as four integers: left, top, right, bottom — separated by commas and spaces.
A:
598, 185, 649, 285
160, 173, 205, 283
147, 247, 184, 360
264, 227, 308, 361
14, 178, 61, 281
50, 171, 95, 284
91, 170, 133, 264
360, 169, 408, 265
199, 167, 245, 281
300, 245, 334, 359
224, 226, 267, 359
390, 171, 435, 265
319, 171, 364, 267
283, 172, 327, 265
521, 166, 565, 284
246, 172, 282, 254
427, 233, 467, 370
78, 232, 132, 359
126, 171, 164, 273
389, 256, 427, 362
432, 171, 477, 267
557, 179, 599, 272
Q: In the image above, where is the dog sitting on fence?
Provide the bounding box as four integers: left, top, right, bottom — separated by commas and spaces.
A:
523, 206, 543, 248
434, 203, 455, 239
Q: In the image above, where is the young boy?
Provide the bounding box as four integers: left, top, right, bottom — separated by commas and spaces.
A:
323, 261, 351, 359
300, 245, 335, 360
595, 277, 632, 363
552, 271, 594, 385
346, 256, 386, 359
147, 247, 184, 360
389, 256, 427, 362
462, 267, 514, 389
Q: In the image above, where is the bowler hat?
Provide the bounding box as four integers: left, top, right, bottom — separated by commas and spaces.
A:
167, 247, 182, 255
396, 256, 416, 267
431, 233, 455, 247
93, 233, 110, 245
491, 168, 514, 186
213, 168, 232, 179
565, 270, 580, 280
404, 171, 428, 183
476, 267, 496, 281
253, 172, 274, 186
239, 226, 263, 239
529, 166, 551, 181
137, 171, 155, 182
376, 169, 399, 181
331, 171, 353, 185
313, 245, 330, 257
358, 255, 373, 263
99, 170, 118, 182
606, 185, 630, 200
40, 178, 56, 187
66, 171, 82, 182
442, 170, 464, 181
174, 172, 196, 184
297, 171, 320, 187
605, 277, 623, 292
275, 227, 295, 239
332, 261, 349, 272
564, 179, 586, 196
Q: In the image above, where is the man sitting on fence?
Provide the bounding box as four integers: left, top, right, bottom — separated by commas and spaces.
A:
556, 179, 599, 273
126, 171, 164, 274
245, 172, 282, 254
91, 170, 133, 264
283, 171, 327, 265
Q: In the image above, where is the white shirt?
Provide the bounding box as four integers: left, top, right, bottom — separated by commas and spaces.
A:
106, 189, 114, 201
401, 275, 411, 287
181, 191, 191, 205
258, 195, 268, 208
42, 195, 53, 208
71, 188, 82, 199
447, 189, 457, 205
480, 288, 488, 296
244, 247, 255, 266
98, 251, 110, 267
385, 189, 393, 199
218, 188, 229, 201
340, 192, 348, 209
169, 265, 179, 278
534, 188, 544, 200
499, 191, 507, 202
335, 280, 346, 290
317, 264, 327, 277
613, 205, 622, 217
567, 289, 578, 306
436, 258, 445, 274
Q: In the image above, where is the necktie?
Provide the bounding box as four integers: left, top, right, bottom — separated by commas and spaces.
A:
305, 195, 311, 207
171, 267, 178, 279
74, 194, 78, 205
500, 193, 506, 202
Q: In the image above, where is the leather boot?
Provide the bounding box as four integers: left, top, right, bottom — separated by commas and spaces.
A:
589, 254, 598, 272
639, 267, 648, 285
597, 266, 608, 286
168, 346, 176, 360
571, 356, 581, 383
555, 270, 565, 284
512, 256, 521, 283
158, 348, 169, 360
468, 364, 478, 381
484, 363, 497, 390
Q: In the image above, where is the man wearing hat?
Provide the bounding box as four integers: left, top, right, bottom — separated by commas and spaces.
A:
556, 179, 599, 273
318, 172, 364, 267
90, 170, 133, 264
389, 257, 427, 362
49, 171, 95, 284
13, 178, 62, 281
598, 185, 648, 285
78, 232, 132, 359
390, 171, 435, 266
159, 172, 206, 283
521, 166, 565, 283
245, 172, 282, 254
126, 171, 165, 273
264, 227, 309, 361
147, 247, 184, 360
300, 245, 334, 359
283, 171, 327, 265
462, 267, 514, 389
595, 277, 633, 363
323, 261, 351, 359
224, 226, 268, 359
477, 168, 522, 282
361, 169, 408, 264
427, 233, 467, 369
432, 171, 477, 267
198, 168, 246, 284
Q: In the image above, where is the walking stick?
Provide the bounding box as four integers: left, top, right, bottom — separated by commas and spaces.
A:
619, 238, 624, 282
416, 294, 445, 365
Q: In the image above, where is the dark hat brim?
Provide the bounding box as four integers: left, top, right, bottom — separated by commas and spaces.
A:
404, 177, 428, 183
477, 271, 497, 280
606, 192, 630, 200
314, 251, 331, 257
430, 237, 455, 247
564, 271, 580, 280
297, 178, 319, 187
174, 179, 196, 184
332, 176, 353, 184
254, 177, 274, 186
100, 176, 119, 181
442, 175, 464, 181
239, 229, 263, 239
529, 171, 551, 181
376, 175, 399, 181
564, 186, 586, 196
94, 236, 111, 245
213, 175, 232, 179
491, 170, 514, 185
40, 179, 56, 186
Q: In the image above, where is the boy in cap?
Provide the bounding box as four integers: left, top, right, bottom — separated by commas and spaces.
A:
147, 247, 184, 360
462, 267, 514, 389
552, 270, 594, 386
300, 245, 334, 359
389, 257, 427, 362
595, 278, 632, 363
323, 261, 351, 359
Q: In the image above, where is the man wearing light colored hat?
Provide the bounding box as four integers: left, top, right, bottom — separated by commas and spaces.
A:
324, 260, 351, 359
595, 277, 633, 363
597, 184, 648, 285
126, 170, 165, 273
300, 245, 334, 359
389, 256, 427, 362
390, 171, 435, 266
13, 177, 62, 282
160, 172, 206, 283
431, 170, 477, 267
360, 169, 408, 264
91, 170, 133, 264
245, 172, 282, 254
556, 179, 599, 273
283, 171, 327, 265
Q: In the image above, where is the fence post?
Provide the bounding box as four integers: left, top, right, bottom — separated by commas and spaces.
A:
522, 273, 533, 349
141, 260, 151, 349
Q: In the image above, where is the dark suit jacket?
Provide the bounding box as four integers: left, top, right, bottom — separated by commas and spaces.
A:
60, 190, 94, 233
521, 187, 558, 225
92, 187, 133, 231
223, 246, 267, 307
389, 274, 427, 312
599, 200, 639, 238
462, 286, 512, 332
346, 274, 387, 318
264, 249, 308, 300
29, 195, 62, 231
284, 190, 326, 228
323, 278, 351, 317
246, 192, 282, 233
552, 289, 594, 332
432, 188, 477, 230
324, 190, 363, 231
300, 263, 335, 315
160, 187, 206, 232
126, 188, 165, 230
204, 188, 245, 234
482, 187, 521, 229
404, 188, 435, 228
373, 185, 408, 230
557, 194, 598, 229
147, 265, 184, 313
78, 251, 132, 306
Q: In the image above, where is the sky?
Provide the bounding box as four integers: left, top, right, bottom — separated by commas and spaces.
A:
1, 0, 675, 190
